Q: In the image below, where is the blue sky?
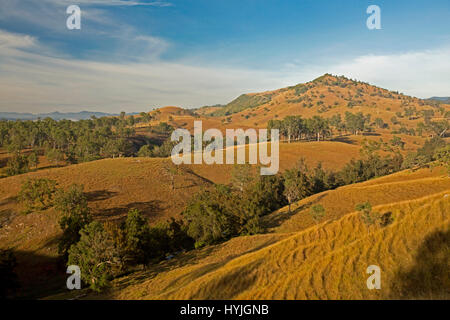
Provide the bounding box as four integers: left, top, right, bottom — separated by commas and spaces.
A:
0, 0, 449, 113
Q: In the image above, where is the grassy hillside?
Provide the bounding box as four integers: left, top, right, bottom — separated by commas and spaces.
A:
0, 139, 361, 258
0, 157, 213, 297
0, 139, 362, 298
194, 74, 449, 133
51, 166, 449, 300
156, 191, 448, 300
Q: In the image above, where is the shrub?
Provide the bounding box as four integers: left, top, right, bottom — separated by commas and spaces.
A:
18, 178, 57, 214
433, 145, 450, 175
137, 144, 152, 157
309, 204, 326, 223
356, 202, 379, 229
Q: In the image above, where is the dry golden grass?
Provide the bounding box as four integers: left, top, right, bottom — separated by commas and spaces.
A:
64, 167, 449, 300
156, 191, 448, 300
187, 140, 361, 184
0, 140, 361, 259
0, 157, 213, 296
269, 167, 450, 234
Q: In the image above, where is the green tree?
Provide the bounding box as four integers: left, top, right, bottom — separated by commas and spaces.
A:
183, 185, 237, 247
283, 164, 312, 213
390, 136, 405, 150
45, 148, 64, 165
124, 209, 151, 265
55, 184, 92, 258
68, 222, 121, 292
309, 116, 330, 141
137, 144, 152, 157
27, 151, 39, 169
375, 118, 385, 129
5, 154, 29, 176
433, 145, 450, 175
165, 218, 195, 252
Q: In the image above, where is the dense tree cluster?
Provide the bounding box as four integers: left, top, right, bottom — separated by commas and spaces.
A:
184, 165, 285, 247
402, 137, 449, 171
0, 116, 138, 176
267, 112, 373, 142
69, 209, 193, 291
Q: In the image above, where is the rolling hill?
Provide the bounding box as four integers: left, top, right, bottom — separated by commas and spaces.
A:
192, 74, 449, 132
50, 166, 449, 300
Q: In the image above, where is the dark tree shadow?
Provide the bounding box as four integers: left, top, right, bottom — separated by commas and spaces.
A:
2, 249, 66, 299
330, 136, 355, 145
84, 189, 118, 202
389, 229, 450, 299
0, 156, 10, 168
33, 164, 66, 172
94, 200, 164, 221
180, 166, 215, 185
362, 132, 381, 136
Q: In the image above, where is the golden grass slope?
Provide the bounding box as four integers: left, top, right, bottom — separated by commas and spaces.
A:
268, 167, 450, 234
0, 140, 361, 263
0, 157, 213, 296
161, 191, 449, 300
78, 167, 449, 300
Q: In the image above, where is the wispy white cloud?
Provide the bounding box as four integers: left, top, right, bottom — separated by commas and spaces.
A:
45, 0, 173, 7
0, 0, 172, 62
0, 30, 282, 113
0, 0, 171, 36
0, 30, 36, 49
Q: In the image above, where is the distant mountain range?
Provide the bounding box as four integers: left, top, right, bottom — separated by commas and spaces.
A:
0, 111, 118, 121
426, 97, 450, 103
